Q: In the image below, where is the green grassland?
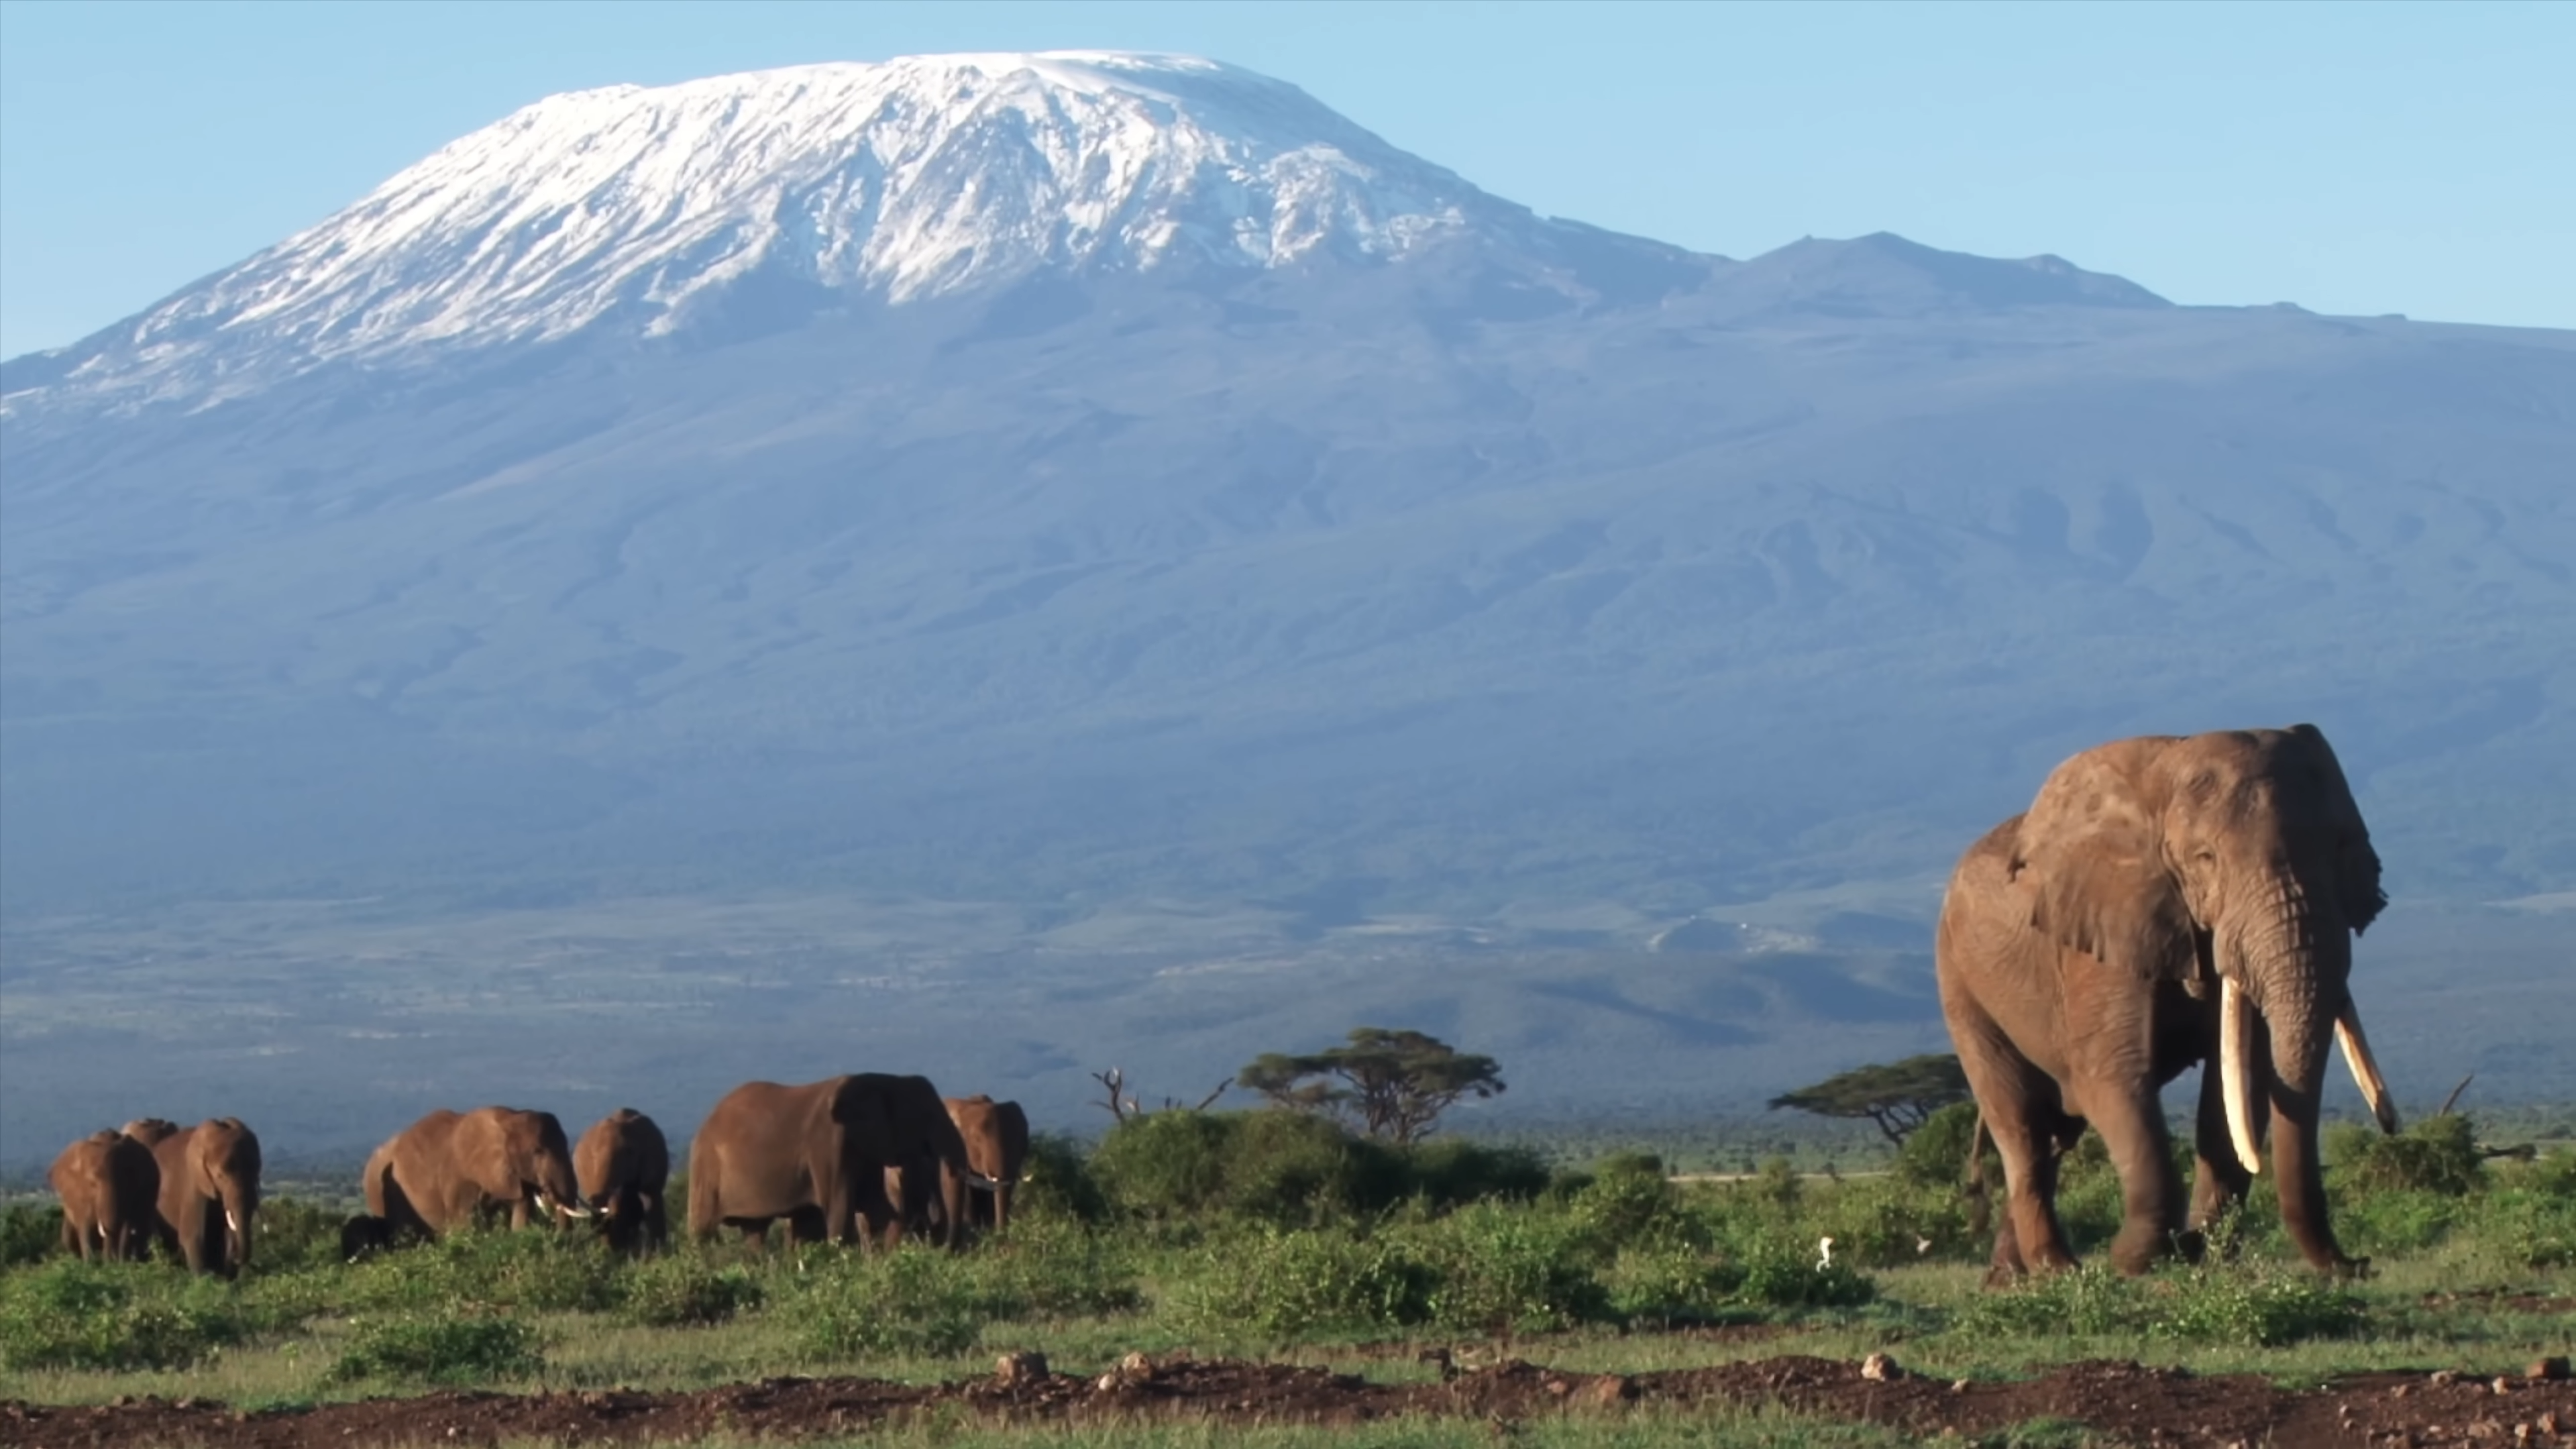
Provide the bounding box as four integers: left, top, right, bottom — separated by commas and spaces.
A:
3, 1108, 2569, 1447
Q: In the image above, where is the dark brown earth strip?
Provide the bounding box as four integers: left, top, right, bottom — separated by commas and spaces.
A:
5, 1354, 2572, 1448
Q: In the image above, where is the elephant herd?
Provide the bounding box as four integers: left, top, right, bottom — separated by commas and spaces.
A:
46, 1075, 1032, 1274
46, 724, 2403, 1289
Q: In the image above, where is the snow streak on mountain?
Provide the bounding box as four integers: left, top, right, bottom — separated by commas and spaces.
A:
13, 53, 1529, 410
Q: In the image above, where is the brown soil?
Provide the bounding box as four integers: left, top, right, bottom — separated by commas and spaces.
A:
5, 1354, 2571, 1448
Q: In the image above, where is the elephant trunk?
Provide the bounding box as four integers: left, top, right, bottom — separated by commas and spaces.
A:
221, 1183, 257, 1271
2233, 885, 2355, 1273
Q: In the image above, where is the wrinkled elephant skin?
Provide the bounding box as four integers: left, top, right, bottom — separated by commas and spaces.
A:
1937, 724, 2394, 1279
363, 1106, 585, 1240
575, 1108, 671, 1256
50, 1130, 160, 1262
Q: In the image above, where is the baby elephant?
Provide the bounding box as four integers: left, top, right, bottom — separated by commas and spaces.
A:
575, 1109, 670, 1256
339, 1214, 396, 1263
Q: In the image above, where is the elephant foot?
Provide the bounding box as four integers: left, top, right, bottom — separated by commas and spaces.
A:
2172, 1228, 2208, 1265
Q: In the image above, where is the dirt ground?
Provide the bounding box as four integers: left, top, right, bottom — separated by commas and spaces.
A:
6, 1352, 2571, 1448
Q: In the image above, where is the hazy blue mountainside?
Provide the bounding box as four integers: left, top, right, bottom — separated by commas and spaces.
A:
3, 54, 2571, 1160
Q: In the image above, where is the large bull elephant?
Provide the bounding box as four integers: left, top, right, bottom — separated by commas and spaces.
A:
692, 1074, 995, 1250
363, 1106, 590, 1240
49, 1130, 160, 1261
1937, 724, 2399, 1279
945, 1095, 1030, 1238
575, 1108, 669, 1256
121, 1117, 262, 1275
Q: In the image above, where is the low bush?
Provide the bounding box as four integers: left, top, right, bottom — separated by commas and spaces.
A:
1401, 1139, 1551, 1209
329, 1312, 544, 1385
1015, 1133, 1111, 1224
1730, 1238, 1878, 1309
1174, 1226, 1436, 1338
793, 1245, 1019, 1359
1404, 1203, 1609, 1334
621, 1253, 764, 1327
0, 1205, 62, 1268
1960, 1265, 2361, 1346
969, 1218, 1142, 1318
2329, 1114, 2485, 1197
342, 1228, 623, 1315
0, 1260, 252, 1371
245, 1197, 348, 1275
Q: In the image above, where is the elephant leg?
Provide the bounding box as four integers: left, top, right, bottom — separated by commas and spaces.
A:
1953, 1011, 2077, 1275
180, 1201, 213, 1275
2082, 1086, 2184, 1276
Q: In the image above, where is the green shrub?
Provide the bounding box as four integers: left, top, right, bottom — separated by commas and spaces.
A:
1401, 1140, 1551, 1209
1175, 1226, 1436, 1338
329, 1312, 544, 1385
2464, 1165, 2576, 1269
793, 1246, 1016, 1359
245, 1197, 347, 1275
1896, 1103, 1984, 1187
970, 1218, 1142, 1318
1405, 1203, 1609, 1334
1016, 1133, 1111, 1224
1, 1205, 62, 1268
2332, 1188, 2463, 1257
343, 1227, 623, 1314
2329, 1114, 2485, 1197
1731, 1238, 1877, 1309
1603, 1242, 1743, 1322
0, 1260, 252, 1371
1568, 1157, 1680, 1244
2155, 1271, 2363, 1346
621, 1254, 765, 1327
1960, 1266, 2359, 1346
1090, 1112, 1236, 1220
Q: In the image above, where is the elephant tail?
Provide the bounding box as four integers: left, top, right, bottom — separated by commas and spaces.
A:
1962, 1112, 1994, 1238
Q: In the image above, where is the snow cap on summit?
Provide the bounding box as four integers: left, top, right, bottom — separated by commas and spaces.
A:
34, 52, 1519, 409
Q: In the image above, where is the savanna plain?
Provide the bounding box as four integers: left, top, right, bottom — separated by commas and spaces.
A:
4, 1104, 2571, 1448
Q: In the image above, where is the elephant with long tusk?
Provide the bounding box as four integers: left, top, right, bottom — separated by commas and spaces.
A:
1937, 724, 2398, 1281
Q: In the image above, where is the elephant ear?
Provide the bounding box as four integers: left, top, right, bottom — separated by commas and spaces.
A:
2011, 739, 2198, 981
2286, 724, 2385, 934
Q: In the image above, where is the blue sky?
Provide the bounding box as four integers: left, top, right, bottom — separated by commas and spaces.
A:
1, 0, 2568, 356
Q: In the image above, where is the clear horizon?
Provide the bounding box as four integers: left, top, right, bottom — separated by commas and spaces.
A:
1, 0, 2570, 357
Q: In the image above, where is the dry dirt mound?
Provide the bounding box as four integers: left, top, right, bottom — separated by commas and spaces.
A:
5, 1354, 2570, 1448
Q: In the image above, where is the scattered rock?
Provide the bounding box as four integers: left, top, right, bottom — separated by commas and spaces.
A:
1119, 1352, 1154, 1379
1543, 1377, 1573, 1399
2531, 1357, 2571, 1383
1950, 1379, 1971, 1394
2494, 1376, 2516, 1394
1580, 1375, 1638, 1407
2432, 1371, 2461, 1386
1860, 1352, 1902, 1383
994, 1352, 1049, 1387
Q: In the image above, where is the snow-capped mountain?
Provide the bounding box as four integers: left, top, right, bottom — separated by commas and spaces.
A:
12, 53, 1602, 412
5, 53, 2573, 1156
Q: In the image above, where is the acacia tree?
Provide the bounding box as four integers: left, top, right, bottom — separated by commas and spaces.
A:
1237, 1028, 1505, 1144
1767, 1053, 1971, 1146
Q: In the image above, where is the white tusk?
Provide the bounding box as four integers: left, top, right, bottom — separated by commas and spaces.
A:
966, 1172, 1007, 1192
2220, 976, 2264, 1177
2336, 1004, 2400, 1136
225, 1211, 241, 1234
